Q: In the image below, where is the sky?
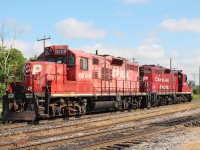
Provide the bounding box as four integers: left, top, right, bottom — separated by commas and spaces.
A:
0, 0, 200, 83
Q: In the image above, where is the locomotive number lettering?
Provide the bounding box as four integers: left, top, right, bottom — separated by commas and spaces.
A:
78, 73, 92, 79
54, 49, 67, 55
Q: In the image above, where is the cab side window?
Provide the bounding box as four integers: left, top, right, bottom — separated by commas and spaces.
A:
80, 57, 88, 70
184, 75, 187, 82
68, 54, 75, 65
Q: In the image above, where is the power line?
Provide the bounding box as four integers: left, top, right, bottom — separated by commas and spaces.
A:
37, 35, 51, 50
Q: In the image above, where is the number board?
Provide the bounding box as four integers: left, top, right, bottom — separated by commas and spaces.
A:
54, 49, 67, 55
45, 48, 52, 55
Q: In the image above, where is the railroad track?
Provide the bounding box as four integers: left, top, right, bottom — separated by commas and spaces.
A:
1, 107, 200, 150
95, 119, 200, 150
0, 106, 145, 130
0, 104, 194, 141
0, 101, 193, 130
0, 101, 195, 136
0, 111, 116, 130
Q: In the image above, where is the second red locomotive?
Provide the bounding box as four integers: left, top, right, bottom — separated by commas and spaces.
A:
2, 45, 192, 121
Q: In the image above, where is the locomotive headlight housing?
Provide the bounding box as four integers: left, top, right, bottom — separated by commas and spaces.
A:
24, 64, 30, 74
27, 86, 32, 93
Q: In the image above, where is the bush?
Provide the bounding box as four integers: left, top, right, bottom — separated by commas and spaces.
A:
193, 88, 200, 94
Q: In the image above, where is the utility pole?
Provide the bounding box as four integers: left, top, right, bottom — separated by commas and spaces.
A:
37, 35, 51, 50
170, 58, 172, 70
199, 67, 200, 88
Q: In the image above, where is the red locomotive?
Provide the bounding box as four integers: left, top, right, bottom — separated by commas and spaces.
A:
2, 45, 192, 122
140, 65, 191, 106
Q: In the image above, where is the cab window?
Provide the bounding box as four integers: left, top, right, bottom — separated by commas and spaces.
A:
184, 75, 187, 82
80, 58, 88, 70
68, 54, 75, 65
93, 58, 99, 65
144, 68, 151, 74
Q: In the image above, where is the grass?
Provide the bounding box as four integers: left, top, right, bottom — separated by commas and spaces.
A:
192, 94, 200, 100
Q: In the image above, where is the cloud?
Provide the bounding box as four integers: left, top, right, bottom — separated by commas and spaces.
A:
135, 44, 164, 60
3, 18, 32, 34
160, 18, 200, 33
13, 40, 36, 58
1, 39, 28, 55
13, 40, 52, 58
141, 34, 161, 45
55, 18, 107, 40
5, 40, 31, 58
13, 40, 29, 57
122, 0, 150, 4
80, 43, 165, 64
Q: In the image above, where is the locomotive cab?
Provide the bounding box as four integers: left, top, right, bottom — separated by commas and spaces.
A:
178, 71, 192, 93
43, 46, 76, 81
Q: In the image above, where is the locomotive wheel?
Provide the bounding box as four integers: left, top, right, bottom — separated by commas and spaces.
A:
27, 120, 40, 125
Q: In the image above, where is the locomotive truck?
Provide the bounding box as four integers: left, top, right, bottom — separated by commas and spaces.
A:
2, 45, 192, 122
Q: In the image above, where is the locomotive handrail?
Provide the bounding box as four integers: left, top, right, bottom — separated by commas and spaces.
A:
33, 74, 47, 83
24, 73, 62, 92
23, 72, 191, 95
92, 79, 140, 96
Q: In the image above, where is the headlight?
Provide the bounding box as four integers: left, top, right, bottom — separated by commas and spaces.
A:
27, 86, 32, 92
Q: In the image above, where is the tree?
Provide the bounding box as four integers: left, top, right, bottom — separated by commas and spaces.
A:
0, 22, 23, 74
0, 48, 27, 100
7, 48, 27, 80
28, 55, 37, 61
0, 21, 25, 101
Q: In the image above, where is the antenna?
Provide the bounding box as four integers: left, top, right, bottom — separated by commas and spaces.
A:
37, 35, 51, 50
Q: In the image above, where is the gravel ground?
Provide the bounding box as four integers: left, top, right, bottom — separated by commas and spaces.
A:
0, 104, 186, 137
126, 128, 200, 150
43, 109, 200, 150
1, 101, 200, 149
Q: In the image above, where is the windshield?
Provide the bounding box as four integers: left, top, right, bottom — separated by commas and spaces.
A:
45, 54, 75, 65
46, 57, 56, 62
46, 57, 66, 64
